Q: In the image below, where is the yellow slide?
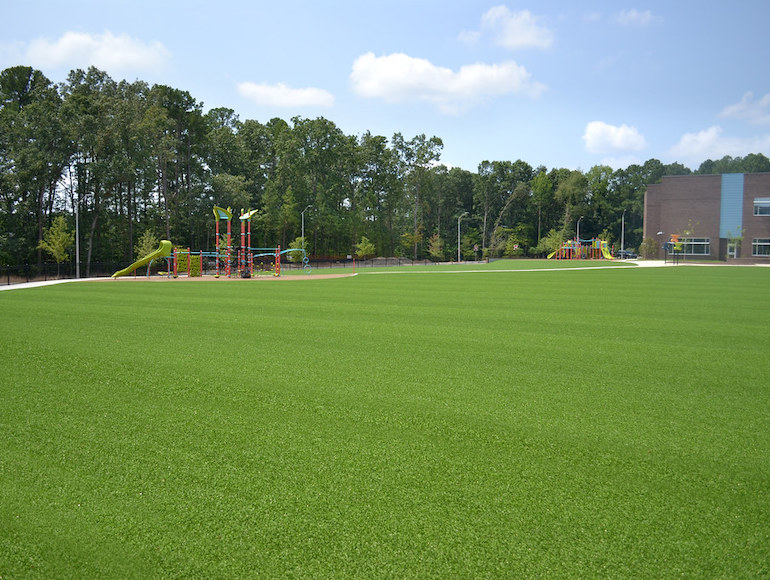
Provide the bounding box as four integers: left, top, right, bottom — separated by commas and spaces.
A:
601, 245, 614, 260
112, 240, 173, 278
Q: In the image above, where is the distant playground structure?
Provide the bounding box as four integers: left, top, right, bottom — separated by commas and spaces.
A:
547, 238, 615, 260
112, 206, 311, 279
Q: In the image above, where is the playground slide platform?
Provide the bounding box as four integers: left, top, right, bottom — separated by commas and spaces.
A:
112, 240, 173, 278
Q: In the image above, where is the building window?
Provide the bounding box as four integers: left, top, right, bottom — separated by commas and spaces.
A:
754, 198, 770, 216
752, 239, 770, 256
682, 237, 710, 255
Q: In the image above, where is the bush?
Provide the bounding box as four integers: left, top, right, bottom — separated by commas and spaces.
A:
639, 237, 660, 260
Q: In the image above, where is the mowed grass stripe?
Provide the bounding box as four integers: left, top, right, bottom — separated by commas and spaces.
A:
1, 266, 769, 577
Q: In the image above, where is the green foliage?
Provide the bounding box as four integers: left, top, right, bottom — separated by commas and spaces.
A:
697, 153, 770, 174
460, 226, 480, 260
287, 236, 306, 263
639, 237, 660, 259
503, 235, 525, 257
599, 228, 614, 245
37, 215, 74, 265
354, 235, 376, 260
216, 234, 231, 260
134, 230, 159, 260
726, 228, 746, 255
209, 173, 250, 214
488, 225, 510, 258
682, 218, 698, 238
399, 231, 421, 257
427, 233, 445, 261
531, 227, 566, 256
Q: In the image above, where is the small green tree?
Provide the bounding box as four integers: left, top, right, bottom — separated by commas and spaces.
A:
399, 231, 421, 258
460, 227, 480, 261
427, 233, 445, 261
134, 230, 160, 260
287, 236, 306, 263
639, 237, 659, 260
503, 235, 525, 258
38, 215, 74, 277
355, 236, 376, 260
488, 226, 511, 258
726, 228, 745, 259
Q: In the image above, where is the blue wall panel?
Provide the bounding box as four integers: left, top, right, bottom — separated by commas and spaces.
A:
720, 173, 744, 238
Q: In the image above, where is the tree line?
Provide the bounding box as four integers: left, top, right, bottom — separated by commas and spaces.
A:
3, 64, 770, 273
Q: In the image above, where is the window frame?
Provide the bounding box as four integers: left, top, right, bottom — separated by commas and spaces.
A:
681, 237, 711, 256
753, 198, 770, 216
752, 238, 770, 257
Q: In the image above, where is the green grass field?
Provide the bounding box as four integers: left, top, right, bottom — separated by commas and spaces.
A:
2, 264, 769, 577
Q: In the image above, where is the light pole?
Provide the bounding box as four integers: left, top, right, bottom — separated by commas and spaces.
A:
74, 195, 80, 279
657, 231, 665, 262
301, 204, 312, 248
621, 209, 626, 252
576, 215, 584, 241
457, 211, 468, 262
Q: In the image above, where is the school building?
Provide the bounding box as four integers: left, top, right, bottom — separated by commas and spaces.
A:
643, 173, 770, 261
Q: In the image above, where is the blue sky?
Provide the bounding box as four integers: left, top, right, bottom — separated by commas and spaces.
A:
3, 1, 769, 172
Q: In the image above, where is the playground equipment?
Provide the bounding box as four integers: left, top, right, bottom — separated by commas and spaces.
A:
112, 240, 173, 278
547, 238, 615, 260
213, 206, 233, 277
213, 206, 312, 277
112, 206, 312, 279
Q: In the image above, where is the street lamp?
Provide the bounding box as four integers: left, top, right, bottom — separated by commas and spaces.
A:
621, 209, 626, 252
74, 195, 80, 279
301, 204, 312, 247
457, 211, 468, 262
576, 215, 584, 241
656, 231, 668, 262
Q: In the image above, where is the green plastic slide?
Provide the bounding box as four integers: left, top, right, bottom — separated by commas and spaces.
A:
112, 240, 173, 278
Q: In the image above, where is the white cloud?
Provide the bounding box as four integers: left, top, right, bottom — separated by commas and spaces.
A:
720, 92, 770, 125
616, 9, 657, 27
350, 52, 546, 114
461, 5, 554, 50
583, 121, 647, 154
668, 125, 770, 164
23, 31, 170, 74
237, 82, 334, 108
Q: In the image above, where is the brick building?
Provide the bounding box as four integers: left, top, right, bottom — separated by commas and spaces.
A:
643, 173, 770, 261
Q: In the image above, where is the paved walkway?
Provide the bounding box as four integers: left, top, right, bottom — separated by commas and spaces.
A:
0, 278, 97, 291
631, 260, 666, 267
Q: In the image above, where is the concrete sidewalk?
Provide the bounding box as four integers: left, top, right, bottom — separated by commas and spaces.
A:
0, 278, 98, 291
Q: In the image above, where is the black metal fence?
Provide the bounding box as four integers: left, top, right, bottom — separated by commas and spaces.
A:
282, 257, 438, 271
0, 261, 123, 285
2, 257, 479, 285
